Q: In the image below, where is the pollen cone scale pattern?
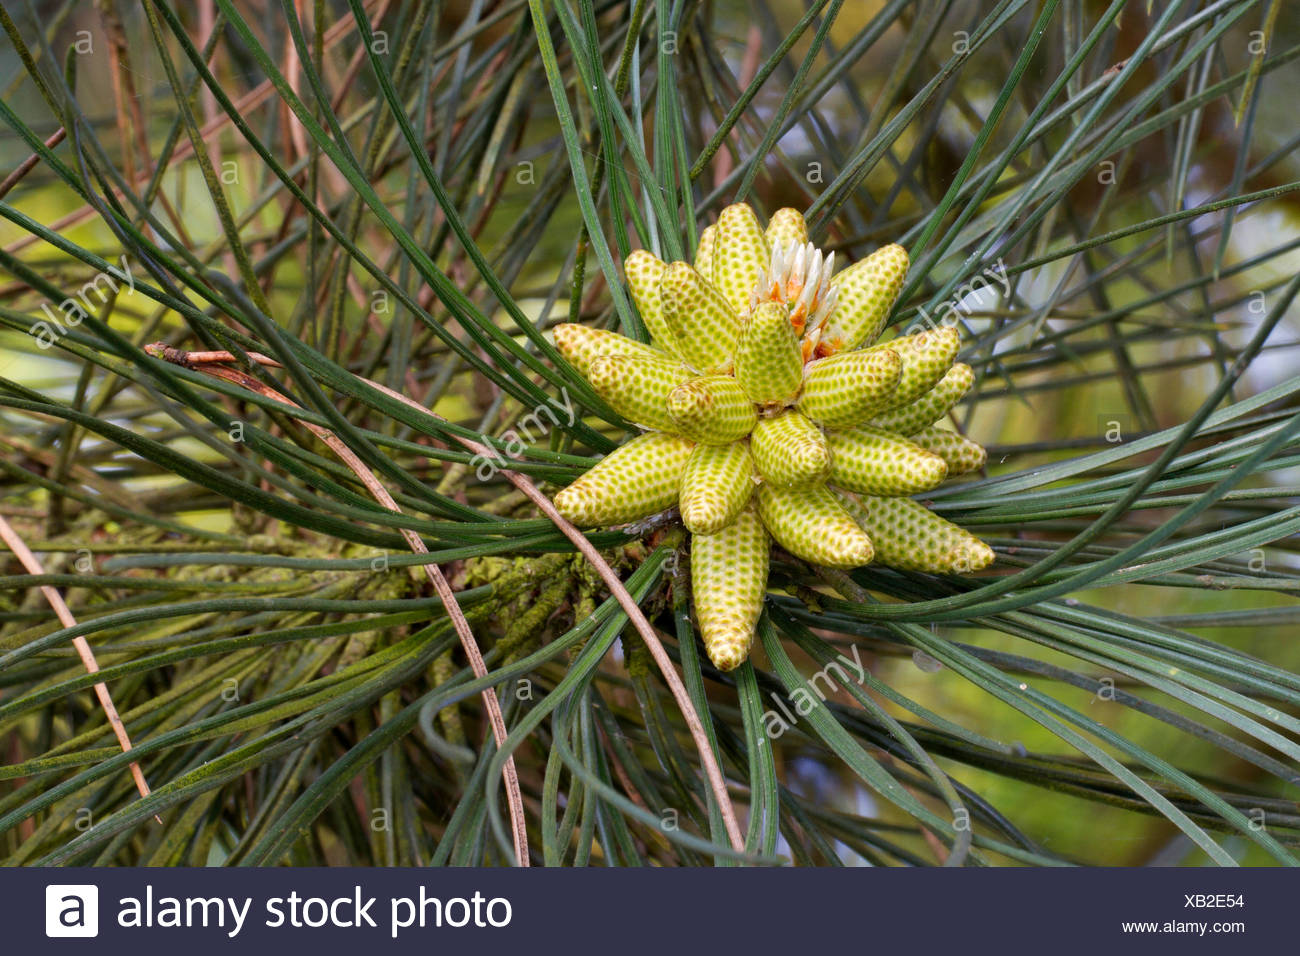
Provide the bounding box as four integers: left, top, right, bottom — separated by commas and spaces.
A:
551, 204, 993, 672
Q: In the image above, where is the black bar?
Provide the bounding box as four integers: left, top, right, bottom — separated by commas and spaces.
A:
9, 866, 1291, 954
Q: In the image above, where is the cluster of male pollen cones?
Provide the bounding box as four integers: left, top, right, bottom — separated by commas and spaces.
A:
550, 203, 994, 672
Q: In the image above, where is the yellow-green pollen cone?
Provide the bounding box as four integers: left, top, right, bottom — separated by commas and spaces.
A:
550, 204, 994, 672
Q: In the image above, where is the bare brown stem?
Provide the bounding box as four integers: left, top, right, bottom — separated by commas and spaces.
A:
0, 515, 156, 817
0, 128, 66, 201
160, 355, 531, 866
